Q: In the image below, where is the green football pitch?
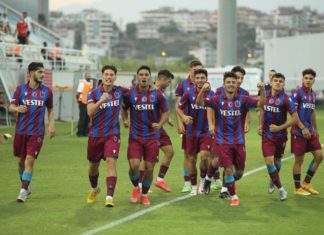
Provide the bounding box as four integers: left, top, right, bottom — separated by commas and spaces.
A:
1, 110, 324, 235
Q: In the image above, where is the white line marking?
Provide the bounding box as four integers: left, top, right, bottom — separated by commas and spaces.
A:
82, 145, 324, 235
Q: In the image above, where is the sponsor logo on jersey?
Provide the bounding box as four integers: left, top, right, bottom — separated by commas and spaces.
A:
263, 105, 280, 112
302, 103, 315, 109
99, 100, 120, 109
220, 109, 241, 116
133, 104, 155, 110
190, 104, 207, 110
22, 99, 44, 106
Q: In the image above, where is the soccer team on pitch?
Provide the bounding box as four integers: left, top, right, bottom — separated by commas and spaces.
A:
9, 61, 323, 207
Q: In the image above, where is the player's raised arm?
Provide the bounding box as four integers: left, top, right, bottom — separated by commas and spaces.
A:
196, 82, 210, 106
87, 92, 109, 118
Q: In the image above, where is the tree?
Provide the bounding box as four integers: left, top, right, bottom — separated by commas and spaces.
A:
237, 23, 256, 63
126, 23, 137, 40
74, 21, 85, 50
159, 21, 180, 34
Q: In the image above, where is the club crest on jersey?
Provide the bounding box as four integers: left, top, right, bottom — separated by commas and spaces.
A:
32, 92, 38, 97
228, 102, 233, 107
114, 92, 120, 99
235, 100, 241, 107
107, 94, 112, 99
149, 95, 155, 102
275, 99, 280, 105
142, 96, 147, 102
269, 98, 274, 104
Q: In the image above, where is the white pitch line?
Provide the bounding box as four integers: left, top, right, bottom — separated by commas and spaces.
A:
82, 147, 323, 235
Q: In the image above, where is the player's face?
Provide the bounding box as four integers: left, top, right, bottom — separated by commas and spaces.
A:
102, 69, 116, 86
194, 73, 207, 89
189, 65, 203, 80
235, 71, 244, 87
159, 76, 172, 90
270, 77, 285, 92
223, 77, 237, 94
137, 69, 151, 88
31, 68, 45, 84
302, 74, 315, 89
85, 72, 91, 81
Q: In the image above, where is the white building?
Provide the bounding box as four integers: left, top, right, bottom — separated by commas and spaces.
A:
189, 41, 216, 67
83, 10, 114, 56
136, 21, 160, 39
264, 33, 324, 93
272, 6, 316, 28
256, 25, 290, 46
137, 7, 212, 39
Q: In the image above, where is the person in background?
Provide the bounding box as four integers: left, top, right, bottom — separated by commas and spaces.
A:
76, 71, 92, 137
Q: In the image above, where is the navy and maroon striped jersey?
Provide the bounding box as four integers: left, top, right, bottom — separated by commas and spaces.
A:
123, 86, 169, 140
204, 94, 258, 144
11, 81, 53, 136
262, 90, 296, 139
87, 85, 128, 137
178, 86, 214, 137
291, 85, 316, 137
175, 77, 194, 97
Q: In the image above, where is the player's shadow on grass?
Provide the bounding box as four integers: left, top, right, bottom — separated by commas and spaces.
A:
0, 201, 31, 217
172, 195, 266, 224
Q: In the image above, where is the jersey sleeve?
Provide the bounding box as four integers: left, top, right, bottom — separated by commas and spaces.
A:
291, 89, 300, 106
158, 90, 169, 113
87, 89, 95, 104
45, 88, 53, 109
244, 95, 258, 108
285, 95, 296, 114
204, 95, 219, 108
10, 85, 21, 106
178, 91, 189, 110
122, 89, 131, 110
175, 82, 184, 97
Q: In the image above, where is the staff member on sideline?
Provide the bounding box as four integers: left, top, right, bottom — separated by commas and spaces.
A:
76, 71, 92, 137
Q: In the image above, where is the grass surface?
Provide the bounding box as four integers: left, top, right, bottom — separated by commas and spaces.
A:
1, 110, 324, 235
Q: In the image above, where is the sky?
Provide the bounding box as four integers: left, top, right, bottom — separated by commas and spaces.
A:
50, 0, 324, 27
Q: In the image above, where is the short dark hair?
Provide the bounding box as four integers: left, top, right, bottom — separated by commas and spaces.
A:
231, 66, 246, 75
269, 69, 276, 73
272, 73, 285, 81
223, 71, 237, 82
28, 62, 44, 72
194, 69, 208, 77
157, 69, 174, 80
189, 60, 202, 68
102, 65, 117, 74
302, 68, 316, 78
137, 65, 151, 75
